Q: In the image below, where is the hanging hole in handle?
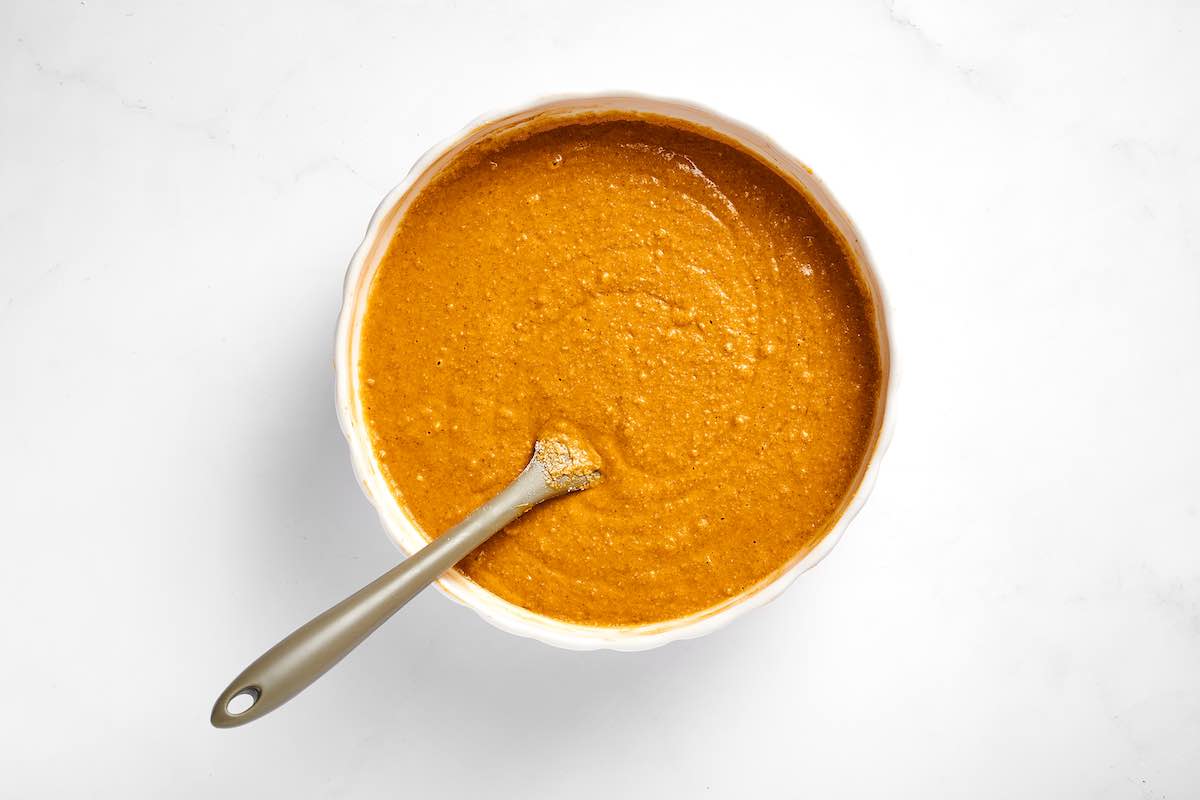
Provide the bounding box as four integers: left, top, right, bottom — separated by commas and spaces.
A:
226, 687, 260, 716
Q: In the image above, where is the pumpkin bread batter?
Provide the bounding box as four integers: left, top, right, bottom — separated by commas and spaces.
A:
359, 113, 881, 626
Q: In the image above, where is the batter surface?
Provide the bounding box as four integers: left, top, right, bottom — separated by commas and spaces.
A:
359, 113, 881, 626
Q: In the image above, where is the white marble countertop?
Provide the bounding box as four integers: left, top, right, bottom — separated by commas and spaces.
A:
2, 1, 1198, 797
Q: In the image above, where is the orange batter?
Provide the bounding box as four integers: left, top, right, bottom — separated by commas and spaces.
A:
359, 112, 881, 626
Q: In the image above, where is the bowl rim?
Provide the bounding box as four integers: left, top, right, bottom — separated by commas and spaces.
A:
334, 91, 897, 651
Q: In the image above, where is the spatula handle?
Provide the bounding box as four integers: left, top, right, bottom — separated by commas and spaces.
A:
210, 460, 553, 728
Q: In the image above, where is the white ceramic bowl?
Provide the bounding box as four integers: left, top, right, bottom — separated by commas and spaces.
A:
335, 93, 894, 651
